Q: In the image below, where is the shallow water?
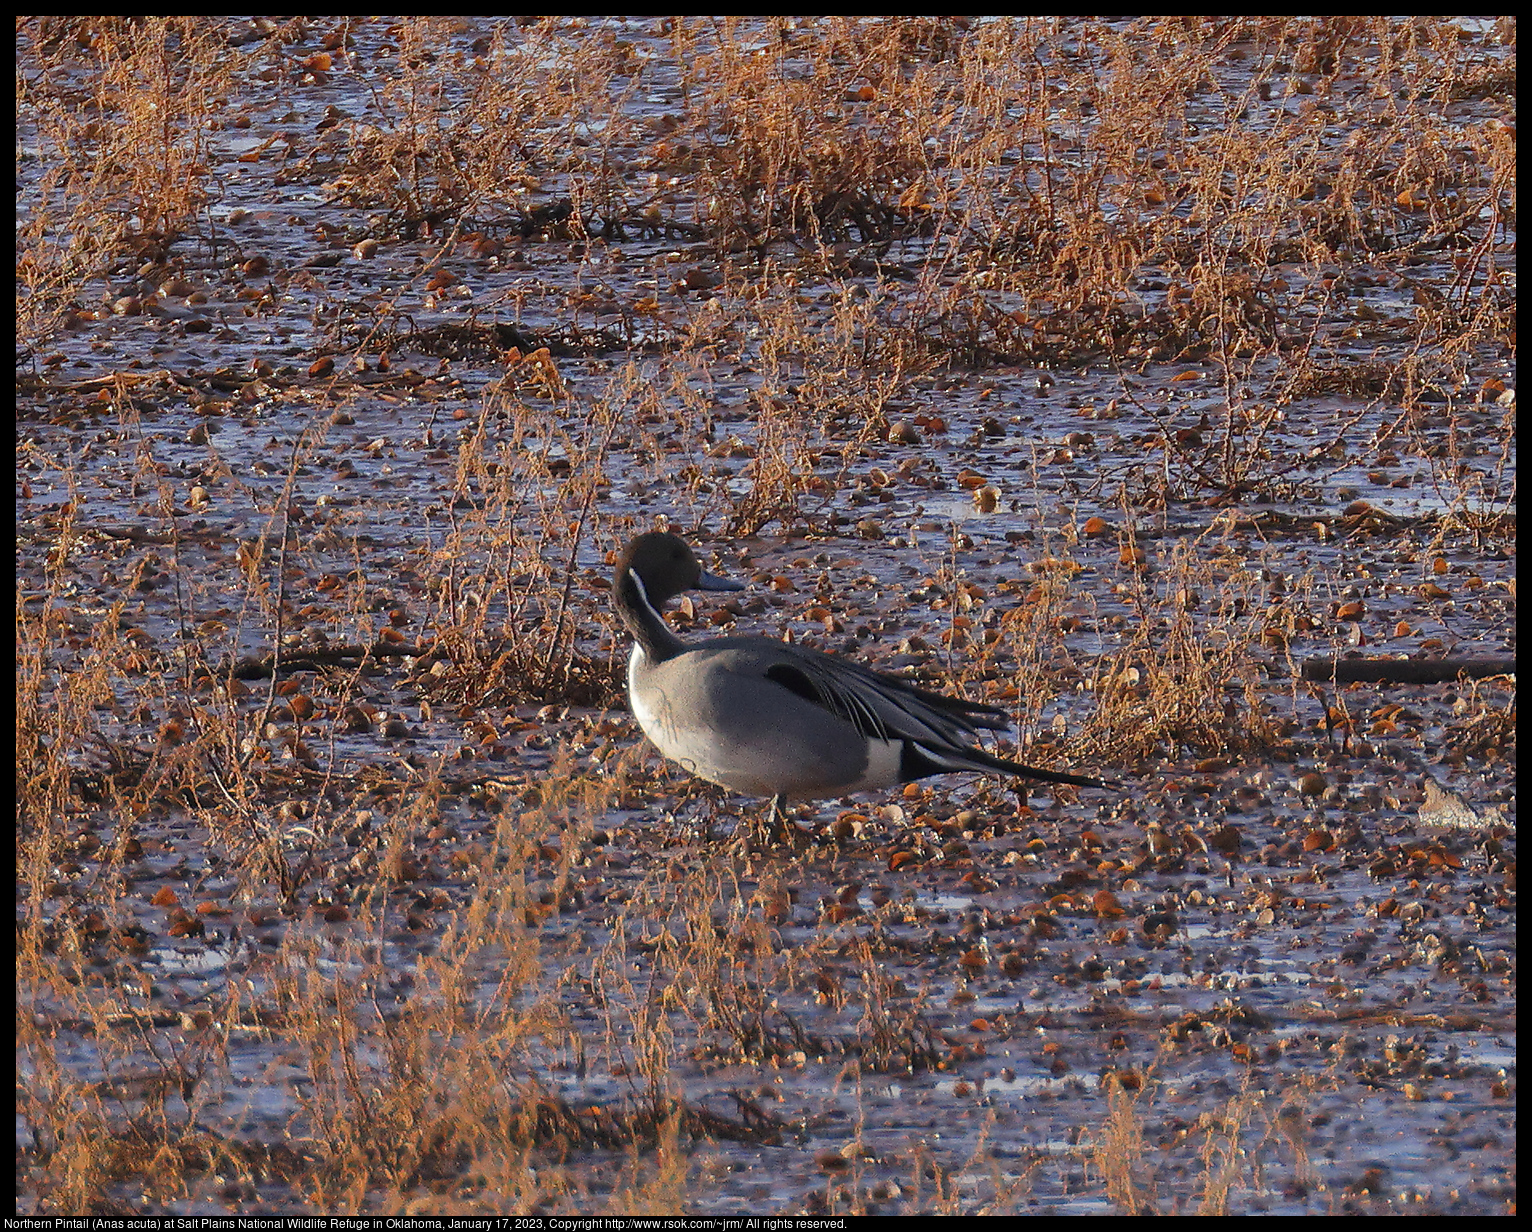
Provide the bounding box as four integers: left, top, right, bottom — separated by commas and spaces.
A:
17, 15, 1514, 1217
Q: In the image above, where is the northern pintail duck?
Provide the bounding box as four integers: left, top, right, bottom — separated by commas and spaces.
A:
614, 532, 1111, 833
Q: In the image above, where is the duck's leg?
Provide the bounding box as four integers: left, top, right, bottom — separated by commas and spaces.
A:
768, 794, 789, 846
769, 794, 817, 848
742, 794, 790, 848
737, 794, 807, 849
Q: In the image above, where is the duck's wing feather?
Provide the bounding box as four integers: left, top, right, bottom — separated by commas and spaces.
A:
761, 644, 1112, 791
763, 645, 1006, 748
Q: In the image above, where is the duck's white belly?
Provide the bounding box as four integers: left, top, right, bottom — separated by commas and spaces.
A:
628, 645, 734, 787
627, 646, 675, 750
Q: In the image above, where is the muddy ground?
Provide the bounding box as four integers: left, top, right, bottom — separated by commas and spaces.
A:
17, 17, 1514, 1216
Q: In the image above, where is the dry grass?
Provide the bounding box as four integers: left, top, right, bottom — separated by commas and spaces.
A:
17, 17, 230, 354
17, 15, 1514, 1215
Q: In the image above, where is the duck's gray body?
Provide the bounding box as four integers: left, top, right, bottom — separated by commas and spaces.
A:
631, 637, 924, 798
613, 532, 1110, 807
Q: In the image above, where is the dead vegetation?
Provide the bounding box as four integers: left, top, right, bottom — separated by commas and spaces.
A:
17, 16, 1515, 1216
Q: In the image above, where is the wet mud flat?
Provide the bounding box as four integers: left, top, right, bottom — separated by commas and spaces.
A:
17, 17, 1514, 1215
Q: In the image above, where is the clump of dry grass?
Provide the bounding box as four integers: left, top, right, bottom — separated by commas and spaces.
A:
660, 17, 1513, 355
933, 523, 1286, 773
17, 17, 231, 354
1082, 1063, 1338, 1216
1084, 537, 1292, 763
324, 20, 554, 235
1093, 1074, 1155, 1213
15, 742, 727, 1212
417, 380, 623, 708
662, 17, 959, 250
